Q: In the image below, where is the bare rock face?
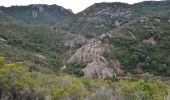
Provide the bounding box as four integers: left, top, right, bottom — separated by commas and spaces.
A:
168, 17, 170, 23
0, 37, 6, 42
68, 39, 107, 63
32, 5, 45, 18
143, 37, 157, 45
34, 53, 46, 59
67, 38, 123, 78
154, 18, 161, 22
167, 56, 170, 61
82, 56, 114, 78
115, 20, 121, 27
82, 56, 123, 78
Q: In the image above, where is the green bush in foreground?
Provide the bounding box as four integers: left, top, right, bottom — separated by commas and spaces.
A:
120, 79, 170, 100
0, 57, 90, 100
0, 56, 170, 100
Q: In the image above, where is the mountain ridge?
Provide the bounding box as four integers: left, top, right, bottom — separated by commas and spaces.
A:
0, 1, 170, 78
0, 4, 74, 24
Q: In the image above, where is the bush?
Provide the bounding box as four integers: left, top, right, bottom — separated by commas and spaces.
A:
120, 79, 170, 100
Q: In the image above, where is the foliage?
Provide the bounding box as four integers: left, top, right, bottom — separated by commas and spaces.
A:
104, 17, 170, 76
0, 5, 73, 25
0, 57, 34, 99
0, 57, 170, 100
104, 75, 118, 82
0, 22, 67, 72
120, 79, 170, 100
0, 57, 91, 100
64, 62, 87, 76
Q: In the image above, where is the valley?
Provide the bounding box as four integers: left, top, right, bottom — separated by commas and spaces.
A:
0, 1, 170, 100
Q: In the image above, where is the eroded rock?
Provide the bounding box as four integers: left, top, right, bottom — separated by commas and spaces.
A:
0, 37, 6, 42
143, 37, 157, 45
167, 56, 170, 61
68, 39, 108, 63
68, 38, 123, 78
154, 18, 161, 22
168, 18, 170, 23
31, 5, 45, 18
82, 56, 113, 78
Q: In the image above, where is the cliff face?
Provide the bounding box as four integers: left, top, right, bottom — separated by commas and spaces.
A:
67, 38, 123, 78
68, 39, 106, 63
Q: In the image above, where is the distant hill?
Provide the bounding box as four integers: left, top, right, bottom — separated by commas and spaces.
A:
0, 4, 74, 24
0, 1, 170, 78
58, 1, 170, 37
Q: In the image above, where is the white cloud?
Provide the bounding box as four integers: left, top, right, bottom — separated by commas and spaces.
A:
0, 0, 161, 13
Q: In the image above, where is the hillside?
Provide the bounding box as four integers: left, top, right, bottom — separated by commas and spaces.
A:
59, 1, 170, 78
57, 1, 170, 37
0, 1, 170, 100
0, 22, 69, 72
101, 16, 170, 76
0, 1, 169, 77
0, 4, 74, 24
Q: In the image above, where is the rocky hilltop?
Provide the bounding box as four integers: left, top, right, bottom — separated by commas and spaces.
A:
59, 2, 134, 36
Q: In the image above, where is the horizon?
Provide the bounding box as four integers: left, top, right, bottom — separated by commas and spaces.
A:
0, 0, 161, 13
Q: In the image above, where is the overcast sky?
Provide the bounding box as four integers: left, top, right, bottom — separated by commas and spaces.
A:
0, 0, 161, 13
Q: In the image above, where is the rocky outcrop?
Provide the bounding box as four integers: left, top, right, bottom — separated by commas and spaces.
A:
82, 56, 123, 78
154, 18, 161, 22
68, 39, 108, 63
143, 37, 157, 45
168, 17, 170, 23
32, 5, 45, 18
0, 37, 6, 42
34, 54, 46, 59
67, 38, 123, 78
167, 56, 170, 61
82, 56, 114, 78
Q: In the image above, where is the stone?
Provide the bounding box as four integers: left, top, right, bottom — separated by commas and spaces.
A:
143, 37, 157, 45
154, 18, 161, 22
82, 56, 114, 78
168, 18, 170, 23
67, 39, 107, 63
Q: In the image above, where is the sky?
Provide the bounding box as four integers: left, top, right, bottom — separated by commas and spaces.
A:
0, 0, 161, 13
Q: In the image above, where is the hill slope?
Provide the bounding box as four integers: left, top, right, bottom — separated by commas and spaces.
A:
0, 22, 69, 72
62, 1, 170, 78
0, 4, 74, 24
0, 1, 170, 78
58, 1, 170, 37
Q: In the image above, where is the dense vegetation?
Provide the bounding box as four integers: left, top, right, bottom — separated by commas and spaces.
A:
102, 17, 170, 76
0, 22, 67, 72
58, 1, 170, 38
0, 1, 170, 100
0, 5, 73, 25
0, 57, 170, 100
